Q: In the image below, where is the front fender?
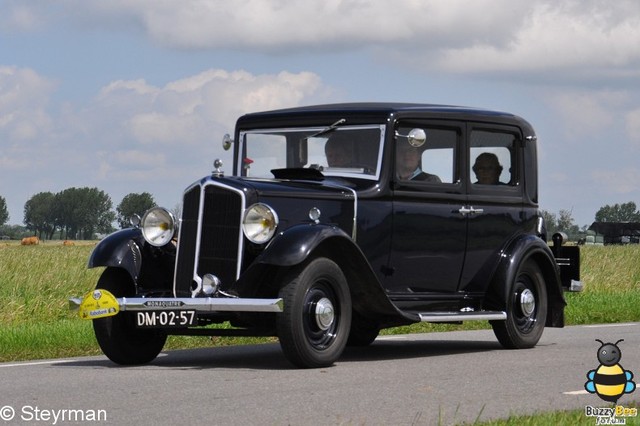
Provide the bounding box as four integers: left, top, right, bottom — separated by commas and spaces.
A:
252, 223, 416, 328
490, 234, 565, 327
259, 224, 351, 266
89, 228, 143, 282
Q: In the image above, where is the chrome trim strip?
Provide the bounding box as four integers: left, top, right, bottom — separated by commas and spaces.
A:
319, 181, 358, 241
418, 311, 506, 322
172, 181, 200, 296
346, 186, 358, 240
70, 297, 283, 313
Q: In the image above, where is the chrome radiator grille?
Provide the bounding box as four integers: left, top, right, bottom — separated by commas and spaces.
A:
174, 183, 243, 295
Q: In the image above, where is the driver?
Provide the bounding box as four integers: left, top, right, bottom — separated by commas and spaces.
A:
396, 142, 440, 182
324, 137, 352, 167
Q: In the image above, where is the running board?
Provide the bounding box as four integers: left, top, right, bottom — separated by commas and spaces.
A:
418, 311, 506, 322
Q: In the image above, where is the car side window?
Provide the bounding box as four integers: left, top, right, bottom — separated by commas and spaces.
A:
396, 126, 458, 184
470, 130, 517, 186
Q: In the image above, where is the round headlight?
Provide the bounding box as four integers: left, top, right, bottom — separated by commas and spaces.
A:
242, 203, 278, 244
141, 207, 176, 247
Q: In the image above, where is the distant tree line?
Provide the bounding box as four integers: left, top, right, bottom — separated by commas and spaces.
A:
0, 189, 156, 240
541, 201, 640, 242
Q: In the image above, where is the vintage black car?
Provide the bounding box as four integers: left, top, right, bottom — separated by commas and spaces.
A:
71, 103, 582, 368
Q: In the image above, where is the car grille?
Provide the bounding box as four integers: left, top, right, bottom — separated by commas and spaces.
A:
174, 183, 243, 296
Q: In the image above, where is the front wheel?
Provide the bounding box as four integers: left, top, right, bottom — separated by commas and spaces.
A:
276, 258, 352, 368
491, 261, 547, 349
93, 267, 167, 365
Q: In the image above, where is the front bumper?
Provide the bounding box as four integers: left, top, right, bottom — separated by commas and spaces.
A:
70, 296, 283, 313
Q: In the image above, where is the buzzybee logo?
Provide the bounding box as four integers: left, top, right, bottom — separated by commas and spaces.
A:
585, 339, 636, 403
583, 339, 638, 425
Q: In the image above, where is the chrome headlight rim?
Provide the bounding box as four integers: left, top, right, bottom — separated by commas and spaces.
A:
141, 207, 176, 247
242, 203, 279, 244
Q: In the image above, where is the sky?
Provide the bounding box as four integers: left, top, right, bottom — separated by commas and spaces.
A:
1, 0, 640, 228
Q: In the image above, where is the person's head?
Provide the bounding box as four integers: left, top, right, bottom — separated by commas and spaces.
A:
473, 153, 503, 184
396, 142, 422, 179
325, 137, 351, 167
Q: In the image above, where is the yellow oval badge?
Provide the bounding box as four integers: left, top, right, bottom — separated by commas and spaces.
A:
78, 289, 120, 320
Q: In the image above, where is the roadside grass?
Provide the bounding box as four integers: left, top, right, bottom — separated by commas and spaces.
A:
2, 243, 640, 362
469, 402, 640, 426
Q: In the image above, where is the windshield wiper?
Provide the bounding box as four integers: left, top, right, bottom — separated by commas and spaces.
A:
307, 118, 346, 139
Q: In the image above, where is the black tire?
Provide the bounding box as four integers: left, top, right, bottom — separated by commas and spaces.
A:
276, 258, 352, 368
93, 267, 167, 365
491, 261, 547, 349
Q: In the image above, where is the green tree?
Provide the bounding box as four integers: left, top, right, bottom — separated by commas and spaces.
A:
116, 192, 156, 228
541, 210, 557, 236
557, 209, 577, 233
540, 208, 581, 241
595, 201, 640, 222
52, 187, 115, 239
24, 192, 56, 239
0, 195, 8, 226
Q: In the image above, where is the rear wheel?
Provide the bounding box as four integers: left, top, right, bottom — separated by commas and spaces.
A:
93, 267, 167, 365
491, 261, 547, 349
276, 258, 352, 368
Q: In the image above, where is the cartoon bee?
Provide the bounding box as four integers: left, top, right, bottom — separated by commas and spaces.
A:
585, 339, 636, 403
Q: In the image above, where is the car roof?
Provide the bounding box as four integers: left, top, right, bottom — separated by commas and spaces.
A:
236, 102, 534, 134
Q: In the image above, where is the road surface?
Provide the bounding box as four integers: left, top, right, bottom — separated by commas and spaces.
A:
1, 323, 639, 425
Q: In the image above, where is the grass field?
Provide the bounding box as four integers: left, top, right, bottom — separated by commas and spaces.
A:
1, 241, 639, 425
2, 241, 639, 362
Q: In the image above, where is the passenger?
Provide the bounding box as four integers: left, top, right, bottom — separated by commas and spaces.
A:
472, 153, 503, 185
396, 142, 441, 182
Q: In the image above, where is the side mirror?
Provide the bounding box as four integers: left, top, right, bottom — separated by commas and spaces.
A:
395, 128, 426, 147
222, 134, 234, 151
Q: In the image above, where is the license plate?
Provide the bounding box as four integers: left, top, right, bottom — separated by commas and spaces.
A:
135, 310, 196, 328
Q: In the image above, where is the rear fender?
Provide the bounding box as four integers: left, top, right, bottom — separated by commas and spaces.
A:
488, 234, 565, 327
89, 228, 143, 283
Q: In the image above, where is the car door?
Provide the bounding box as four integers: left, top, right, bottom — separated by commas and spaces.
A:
387, 121, 467, 295
460, 124, 526, 293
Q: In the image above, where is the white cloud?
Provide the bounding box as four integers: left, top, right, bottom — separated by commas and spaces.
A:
0, 66, 56, 142
434, 2, 640, 74
7, 1, 640, 79
89, 69, 324, 149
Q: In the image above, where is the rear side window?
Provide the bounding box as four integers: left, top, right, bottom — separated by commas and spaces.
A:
469, 130, 518, 186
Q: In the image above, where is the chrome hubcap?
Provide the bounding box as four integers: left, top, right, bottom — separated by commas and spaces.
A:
314, 297, 335, 330
519, 289, 536, 317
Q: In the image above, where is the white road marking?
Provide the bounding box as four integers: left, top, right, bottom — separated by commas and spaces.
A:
0, 359, 75, 368
583, 323, 638, 328
564, 390, 589, 395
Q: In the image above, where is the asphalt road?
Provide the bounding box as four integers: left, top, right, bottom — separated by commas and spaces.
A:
2, 323, 640, 425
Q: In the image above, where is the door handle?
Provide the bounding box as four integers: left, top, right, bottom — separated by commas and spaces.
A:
458, 206, 484, 216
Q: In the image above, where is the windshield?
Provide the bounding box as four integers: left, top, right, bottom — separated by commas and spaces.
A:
237, 125, 385, 180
